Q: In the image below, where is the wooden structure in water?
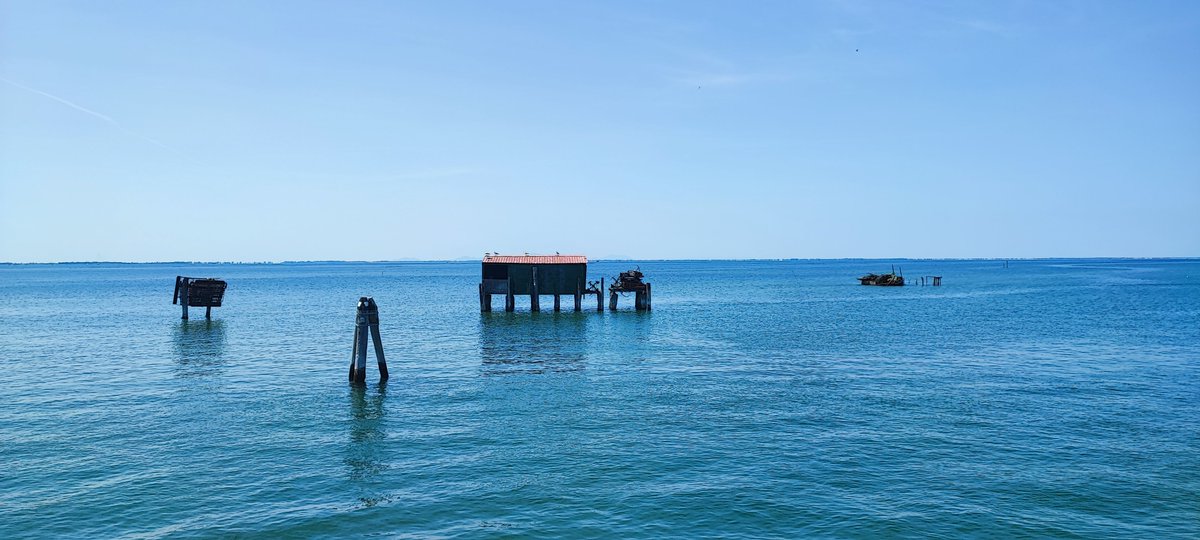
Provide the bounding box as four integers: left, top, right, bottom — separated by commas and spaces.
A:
349, 297, 388, 384
858, 266, 905, 286
478, 254, 653, 312
172, 276, 227, 319
480, 254, 595, 312
609, 268, 652, 311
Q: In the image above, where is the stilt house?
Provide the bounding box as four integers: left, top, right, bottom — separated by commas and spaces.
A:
479, 254, 588, 312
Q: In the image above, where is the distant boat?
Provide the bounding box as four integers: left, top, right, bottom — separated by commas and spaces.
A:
858, 266, 905, 286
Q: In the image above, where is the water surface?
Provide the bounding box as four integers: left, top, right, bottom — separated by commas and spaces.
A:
1, 259, 1197, 537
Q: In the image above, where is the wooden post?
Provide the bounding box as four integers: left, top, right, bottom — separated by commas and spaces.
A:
366, 298, 388, 381
205, 306, 212, 319
554, 294, 560, 312
530, 266, 540, 312
609, 291, 618, 311
180, 278, 190, 320
479, 283, 494, 312
348, 320, 361, 382
355, 311, 368, 383
646, 282, 651, 311
349, 298, 369, 383
574, 282, 582, 312
506, 276, 515, 312
597, 277, 604, 312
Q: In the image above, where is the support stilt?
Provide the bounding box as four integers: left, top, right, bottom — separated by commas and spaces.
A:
574, 286, 582, 312
609, 291, 618, 311
530, 266, 540, 312
598, 277, 604, 312
554, 295, 560, 311
179, 278, 190, 320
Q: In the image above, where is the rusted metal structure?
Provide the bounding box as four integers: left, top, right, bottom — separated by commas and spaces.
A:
173, 276, 227, 319
609, 268, 652, 311
858, 266, 905, 286
479, 254, 590, 312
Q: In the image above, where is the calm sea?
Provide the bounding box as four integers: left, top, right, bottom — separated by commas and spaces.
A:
1, 259, 1197, 538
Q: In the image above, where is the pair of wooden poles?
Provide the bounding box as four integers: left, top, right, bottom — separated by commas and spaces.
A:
348, 296, 388, 384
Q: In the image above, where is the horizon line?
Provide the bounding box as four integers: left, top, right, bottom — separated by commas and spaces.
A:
2, 256, 1198, 265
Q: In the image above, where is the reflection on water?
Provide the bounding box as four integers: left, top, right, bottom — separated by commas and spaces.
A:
346, 383, 388, 485
478, 313, 588, 375
171, 320, 227, 377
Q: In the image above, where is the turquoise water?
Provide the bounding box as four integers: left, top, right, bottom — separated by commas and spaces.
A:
1, 259, 1197, 538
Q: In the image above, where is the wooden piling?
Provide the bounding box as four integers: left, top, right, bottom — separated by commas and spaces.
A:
530, 266, 540, 312
554, 294, 560, 312
609, 291, 618, 311
348, 322, 361, 382
646, 282, 652, 311
574, 282, 582, 312
176, 277, 191, 320
366, 298, 388, 381
350, 300, 369, 383
598, 277, 604, 312
506, 275, 515, 312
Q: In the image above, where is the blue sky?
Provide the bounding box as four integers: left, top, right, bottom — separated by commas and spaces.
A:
1, 1, 1197, 262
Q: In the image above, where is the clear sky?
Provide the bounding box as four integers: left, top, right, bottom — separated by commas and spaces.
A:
1, 1, 1197, 262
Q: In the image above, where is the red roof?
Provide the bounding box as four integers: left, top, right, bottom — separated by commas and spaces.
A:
483, 254, 587, 264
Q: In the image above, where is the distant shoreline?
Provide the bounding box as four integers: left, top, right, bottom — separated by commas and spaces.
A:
2, 257, 1197, 265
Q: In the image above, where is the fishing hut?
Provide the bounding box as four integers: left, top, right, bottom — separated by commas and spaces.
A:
480, 254, 597, 312
172, 276, 227, 319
